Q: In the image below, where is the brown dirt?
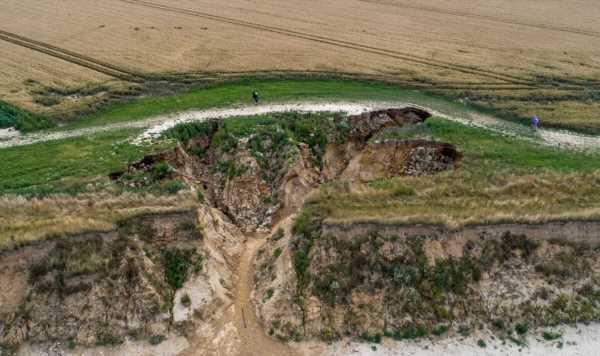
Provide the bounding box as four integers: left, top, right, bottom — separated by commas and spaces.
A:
233, 234, 299, 356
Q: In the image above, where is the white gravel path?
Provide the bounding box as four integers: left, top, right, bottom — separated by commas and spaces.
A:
1, 101, 599, 151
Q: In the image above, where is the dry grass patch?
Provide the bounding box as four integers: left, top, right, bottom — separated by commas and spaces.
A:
0, 191, 197, 249
314, 171, 600, 228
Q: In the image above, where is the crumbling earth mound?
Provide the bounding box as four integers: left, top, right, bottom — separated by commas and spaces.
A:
132, 108, 459, 232
340, 140, 462, 182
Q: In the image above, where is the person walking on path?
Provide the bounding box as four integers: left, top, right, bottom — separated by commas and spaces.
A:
531, 115, 540, 129
252, 90, 260, 104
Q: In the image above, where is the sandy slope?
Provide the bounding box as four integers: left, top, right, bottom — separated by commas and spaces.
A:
296, 322, 600, 356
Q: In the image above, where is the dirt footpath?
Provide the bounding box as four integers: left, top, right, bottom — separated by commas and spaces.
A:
2, 101, 600, 151
233, 235, 298, 356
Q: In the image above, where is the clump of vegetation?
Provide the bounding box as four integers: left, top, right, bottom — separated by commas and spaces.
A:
515, 323, 529, 335
0, 100, 54, 131
151, 162, 172, 180
162, 248, 202, 290
542, 330, 562, 341
117, 161, 188, 195
360, 333, 382, 344
95, 329, 124, 346
149, 334, 166, 345
162, 121, 217, 142
164, 180, 185, 195
213, 160, 247, 179
290, 205, 327, 301
385, 324, 428, 340
271, 228, 284, 242
431, 324, 449, 336
477, 339, 487, 348
181, 293, 192, 307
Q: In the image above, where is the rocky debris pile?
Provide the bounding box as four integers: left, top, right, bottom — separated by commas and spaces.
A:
339, 140, 461, 182
402, 141, 461, 176
345, 107, 431, 141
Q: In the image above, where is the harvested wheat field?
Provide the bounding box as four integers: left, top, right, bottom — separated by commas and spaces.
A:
0, 0, 599, 130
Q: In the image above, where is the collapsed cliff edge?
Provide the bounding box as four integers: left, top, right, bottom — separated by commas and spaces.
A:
4, 107, 597, 354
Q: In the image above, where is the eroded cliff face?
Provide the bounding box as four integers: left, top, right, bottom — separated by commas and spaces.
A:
253, 218, 600, 342
1, 107, 462, 353
0, 209, 242, 352
156, 108, 459, 233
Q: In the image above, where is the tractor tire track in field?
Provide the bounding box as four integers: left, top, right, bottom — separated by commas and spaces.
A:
358, 0, 600, 39
0, 29, 143, 81
2, 101, 599, 152
0, 26, 548, 92
117, 0, 549, 87
0, 29, 528, 90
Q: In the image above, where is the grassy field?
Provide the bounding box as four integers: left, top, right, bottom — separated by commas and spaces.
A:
312, 118, 600, 227
62, 79, 473, 129
0, 129, 153, 196
0, 0, 599, 131
0, 79, 599, 248
1, 79, 598, 198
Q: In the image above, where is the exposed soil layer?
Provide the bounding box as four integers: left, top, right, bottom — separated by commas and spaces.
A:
254, 216, 600, 343
0, 211, 230, 351
5, 106, 599, 355
323, 220, 600, 245
130, 108, 462, 233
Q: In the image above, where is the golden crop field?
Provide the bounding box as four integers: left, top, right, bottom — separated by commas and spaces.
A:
1, 0, 599, 129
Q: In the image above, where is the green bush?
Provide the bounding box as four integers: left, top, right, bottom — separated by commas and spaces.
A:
163, 249, 195, 289
477, 339, 487, 348
492, 319, 505, 330
271, 228, 284, 242
515, 323, 529, 335
151, 162, 172, 180
291, 206, 326, 297
181, 293, 192, 307
162, 121, 216, 142
390, 324, 428, 340
432, 324, 449, 336
164, 180, 185, 195
273, 248, 282, 258
0, 100, 54, 131
542, 330, 562, 341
